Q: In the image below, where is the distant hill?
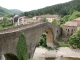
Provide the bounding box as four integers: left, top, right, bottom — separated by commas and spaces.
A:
0, 6, 13, 16
10, 9, 23, 14
24, 0, 80, 17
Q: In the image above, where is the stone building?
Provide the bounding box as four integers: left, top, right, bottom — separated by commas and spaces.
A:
62, 21, 78, 38
33, 14, 60, 24
62, 17, 80, 38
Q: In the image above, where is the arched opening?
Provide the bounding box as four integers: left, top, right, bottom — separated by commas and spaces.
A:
33, 28, 54, 59
37, 28, 54, 48
0, 53, 18, 60
45, 28, 54, 48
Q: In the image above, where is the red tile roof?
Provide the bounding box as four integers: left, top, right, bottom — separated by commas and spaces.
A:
64, 21, 78, 26
37, 14, 60, 18
74, 17, 80, 21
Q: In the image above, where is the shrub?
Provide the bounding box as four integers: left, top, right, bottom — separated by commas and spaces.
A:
17, 33, 28, 60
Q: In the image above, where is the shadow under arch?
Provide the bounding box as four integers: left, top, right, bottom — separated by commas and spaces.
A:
4, 53, 18, 60
45, 28, 54, 48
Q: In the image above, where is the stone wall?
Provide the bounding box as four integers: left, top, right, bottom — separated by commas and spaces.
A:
62, 26, 77, 38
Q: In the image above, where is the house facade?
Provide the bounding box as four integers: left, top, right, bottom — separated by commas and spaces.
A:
62, 17, 80, 38
13, 15, 38, 26
62, 21, 77, 38
33, 14, 60, 23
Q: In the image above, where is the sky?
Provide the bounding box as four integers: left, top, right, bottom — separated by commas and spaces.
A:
0, 0, 72, 12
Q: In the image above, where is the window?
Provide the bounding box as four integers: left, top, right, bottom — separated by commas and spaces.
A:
46, 31, 48, 34
57, 30, 58, 33
68, 29, 69, 32
72, 29, 73, 32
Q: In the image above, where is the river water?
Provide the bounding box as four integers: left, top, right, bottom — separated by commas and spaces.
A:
46, 57, 80, 60
34, 57, 80, 60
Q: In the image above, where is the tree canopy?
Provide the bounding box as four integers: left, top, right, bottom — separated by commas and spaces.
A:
52, 19, 58, 25
69, 30, 80, 48
40, 17, 48, 22
23, 0, 80, 17
17, 33, 28, 60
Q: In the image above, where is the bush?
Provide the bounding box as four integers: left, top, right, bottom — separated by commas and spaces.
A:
52, 19, 58, 25
37, 33, 47, 47
40, 17, 48, 22
17, 33, 28, 60
58, 42, 70, 47
69, 30, 80, 48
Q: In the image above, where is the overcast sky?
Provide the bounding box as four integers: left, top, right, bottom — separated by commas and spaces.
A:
0, 0, 72, 12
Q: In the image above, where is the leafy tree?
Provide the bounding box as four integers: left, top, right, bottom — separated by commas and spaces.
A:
60, 11, 80, 25
37, 33, 47, 47
2, 17, 9, 27
52, 19, 58, 25
69, 30, 80, 48
17, 33, 28, 60
60, 15, 70, 25
23, 0, 80, 17
40, 17, 48, 22
68, 11, 80, 20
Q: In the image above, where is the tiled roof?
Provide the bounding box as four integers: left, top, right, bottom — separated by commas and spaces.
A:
64, 21, 78, 26
24, 18, 38, 23
74, 17, 80, 21
37, 14, 59, 18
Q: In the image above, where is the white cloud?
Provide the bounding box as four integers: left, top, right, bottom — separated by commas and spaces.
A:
0, 0, 72, 11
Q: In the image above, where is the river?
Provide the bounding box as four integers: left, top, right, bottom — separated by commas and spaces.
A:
33, 57, 80, 60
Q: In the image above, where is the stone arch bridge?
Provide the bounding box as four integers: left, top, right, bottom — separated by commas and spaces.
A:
0, 22, 61, 60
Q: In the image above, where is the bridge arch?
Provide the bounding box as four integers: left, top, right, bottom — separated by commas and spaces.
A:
0, 22, 61, 58
4, 53, 18, 60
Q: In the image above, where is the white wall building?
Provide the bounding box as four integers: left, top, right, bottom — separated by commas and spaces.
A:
33, 14, 60, 23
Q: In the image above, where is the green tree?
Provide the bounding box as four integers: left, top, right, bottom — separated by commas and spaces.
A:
40, 17, 48, 22
2, 17, 8, 27
17, 33, 28, 60
60, 11, 80, 25
69, 30, 80, 48
68, 11, 80, 20
52, 19, 58, 25
24, 0, 80, 17
37, 33, 47, 47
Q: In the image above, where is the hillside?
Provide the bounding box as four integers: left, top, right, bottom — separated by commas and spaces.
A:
0, 6, 13, 16
10, 9, 23, 14
24, 0, 80, 17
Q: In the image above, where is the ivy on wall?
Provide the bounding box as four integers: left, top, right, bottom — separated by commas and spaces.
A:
16, 33, 28, 60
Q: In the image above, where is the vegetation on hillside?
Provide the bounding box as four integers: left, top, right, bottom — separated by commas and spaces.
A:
23, 0, 80, 18
17, 33, 28, 60
0, 17, 14, 29
60, 11, 80, 25
0, 6, 13, 16
10, 9, 23, 14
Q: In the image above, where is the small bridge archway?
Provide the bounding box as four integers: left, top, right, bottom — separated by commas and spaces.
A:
0, 53, 18, 60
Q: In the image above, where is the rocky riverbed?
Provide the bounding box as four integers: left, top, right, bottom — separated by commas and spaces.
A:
33, 47, 80, 60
